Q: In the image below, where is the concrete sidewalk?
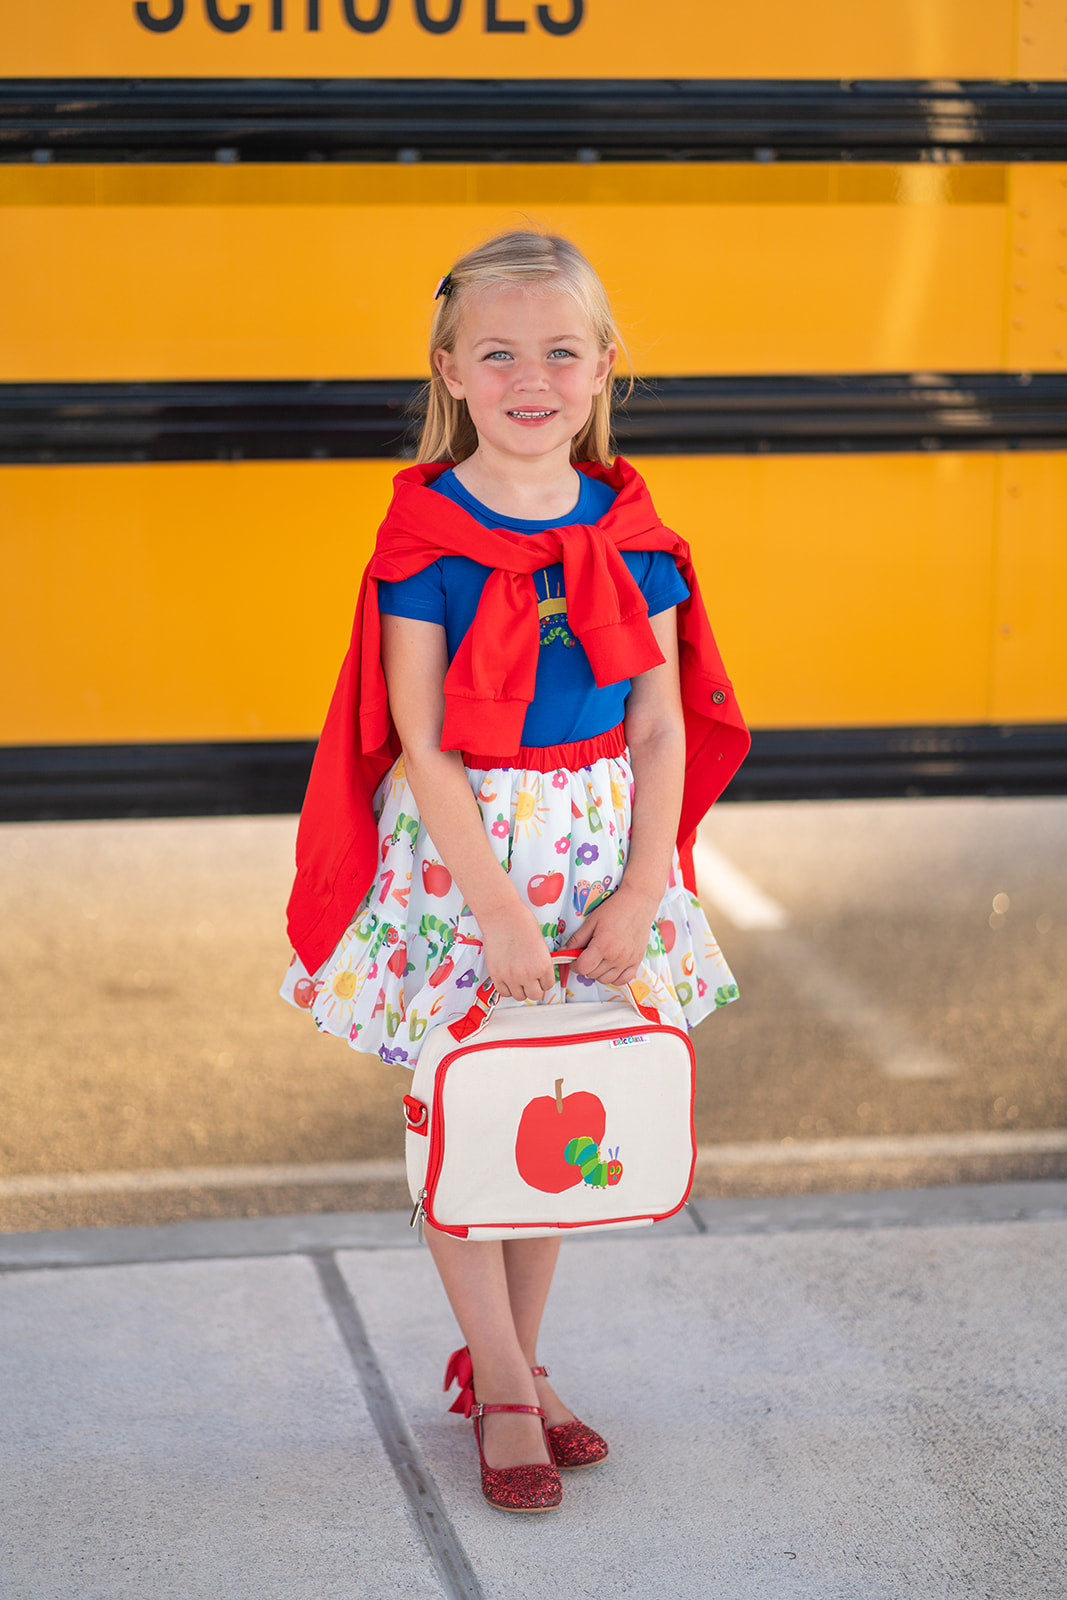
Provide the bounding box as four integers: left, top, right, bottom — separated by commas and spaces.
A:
2, 1183, 1065, 1600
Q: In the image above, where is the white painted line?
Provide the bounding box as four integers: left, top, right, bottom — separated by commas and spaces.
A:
4, 1130, 1065, 1200
690, 836, 958, 1080
764, 934, 962, 1080
693, 833, 960, 1079
691, 838, 790, 930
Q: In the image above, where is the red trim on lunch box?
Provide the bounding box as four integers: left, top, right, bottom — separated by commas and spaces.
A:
420, 1025, 697, 1236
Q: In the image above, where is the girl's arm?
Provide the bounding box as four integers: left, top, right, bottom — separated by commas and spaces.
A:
379, 611, 557, 1002
568, 606, 686, 985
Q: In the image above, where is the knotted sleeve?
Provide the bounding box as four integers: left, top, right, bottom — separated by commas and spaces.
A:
441, 568, 542, 751
558, 524, 665, 686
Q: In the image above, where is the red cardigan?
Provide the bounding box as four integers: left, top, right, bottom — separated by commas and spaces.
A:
287, 458, 749, 972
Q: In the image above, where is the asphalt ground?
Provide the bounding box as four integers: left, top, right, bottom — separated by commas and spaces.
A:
1, 796, 1065, 1233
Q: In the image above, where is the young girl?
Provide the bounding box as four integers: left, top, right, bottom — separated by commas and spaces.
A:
282, 229, 749, 1513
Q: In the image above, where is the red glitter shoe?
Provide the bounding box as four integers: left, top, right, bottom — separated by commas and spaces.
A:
444, 1347, 608, 1471
471, 1402, 562, 1513
532, 1363, 609, 1470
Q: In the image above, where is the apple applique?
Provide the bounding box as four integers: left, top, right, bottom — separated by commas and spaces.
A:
527, 871, 565, 907
292, 977, 318, 1009
657, 917, 677, 953
514, 1078, 606, 1193
422, 860, 452, 897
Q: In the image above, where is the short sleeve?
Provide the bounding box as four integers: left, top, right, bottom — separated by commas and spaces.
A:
376, 561, 447, 624
632, 549, 690, 617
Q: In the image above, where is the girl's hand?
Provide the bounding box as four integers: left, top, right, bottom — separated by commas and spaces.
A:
566, 881, 658, 987
478, 900, 557, 1003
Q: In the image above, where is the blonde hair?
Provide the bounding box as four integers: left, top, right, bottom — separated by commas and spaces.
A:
415, 229, 629, 466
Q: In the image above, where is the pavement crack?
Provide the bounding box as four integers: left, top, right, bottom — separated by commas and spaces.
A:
311, 1250, 487, 1600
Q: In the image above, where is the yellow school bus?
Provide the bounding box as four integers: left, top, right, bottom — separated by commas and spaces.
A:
1, 0, 1065, 815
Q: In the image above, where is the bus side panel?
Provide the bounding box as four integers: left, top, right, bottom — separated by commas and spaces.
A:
0, 164, 1013, 382
992, 454, 1067, 723
5, 451, 1052, 746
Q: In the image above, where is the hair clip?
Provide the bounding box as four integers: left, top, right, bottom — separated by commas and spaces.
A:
433, 272, 454, 301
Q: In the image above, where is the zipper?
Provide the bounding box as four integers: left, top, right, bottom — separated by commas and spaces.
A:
435, 1022, 684, 1066
409, 1187, 426, 1230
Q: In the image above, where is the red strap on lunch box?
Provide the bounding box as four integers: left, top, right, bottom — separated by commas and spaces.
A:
403, 1095, 429, 1135
447, 976, 499, 1042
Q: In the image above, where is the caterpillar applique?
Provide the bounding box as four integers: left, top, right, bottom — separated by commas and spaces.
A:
417, 912, 455, 961
563, 1136, 623, 1189
537, 594, 576, 649
389, 812, 420, 850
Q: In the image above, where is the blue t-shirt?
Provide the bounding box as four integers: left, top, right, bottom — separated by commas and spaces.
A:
376, 468, 689, 748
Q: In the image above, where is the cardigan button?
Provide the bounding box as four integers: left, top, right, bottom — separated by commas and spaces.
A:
711, 690, 727, 704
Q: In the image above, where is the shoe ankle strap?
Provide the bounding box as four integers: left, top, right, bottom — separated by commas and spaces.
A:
530, 1364, 550, 1378
472, 1402, 546, 1419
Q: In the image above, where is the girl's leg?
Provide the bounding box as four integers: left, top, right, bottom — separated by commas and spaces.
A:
502, 1238, 576, 1429
425, 1225, 553, 1469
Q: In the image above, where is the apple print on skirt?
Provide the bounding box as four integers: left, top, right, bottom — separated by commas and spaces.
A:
280, 747, 739, 1066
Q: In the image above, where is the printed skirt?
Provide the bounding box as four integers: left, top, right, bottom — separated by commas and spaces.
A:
280, 726, 738, 1068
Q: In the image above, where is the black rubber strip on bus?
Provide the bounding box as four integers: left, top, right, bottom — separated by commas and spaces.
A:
2, 726, 1066, 822
3, 373, 1067, 465
2, 78, 1067, 164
